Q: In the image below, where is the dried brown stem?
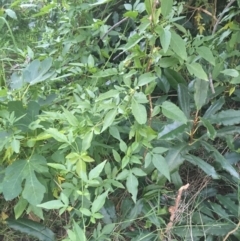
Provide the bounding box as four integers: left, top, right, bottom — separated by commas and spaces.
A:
164, 183, 190, 240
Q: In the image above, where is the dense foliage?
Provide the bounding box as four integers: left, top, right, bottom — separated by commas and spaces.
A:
1, 0, 240, 240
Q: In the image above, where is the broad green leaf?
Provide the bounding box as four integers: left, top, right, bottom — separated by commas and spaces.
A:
96, 89, 119, 102
144, 0, 152, 15
131, 167, 147, 176
126, 172, 138, 203
161, 0, 173, 17
201, 141, 239, 179
92, 68, 118, 78
158, 121, 187, 140
210, 110, 240, 126
155, 26, 171, 53
194, 78, 209, 110
88, 54, 94, 68
161, 101, 187, 124
112, 149, 121, 162
152, 147, 168, 154
137, 73, 156, 86
164, 69, 186, 90
22, 172, 46, 205
196, 46, 215, 66
152, 154, 170, 181
14, 197, 28, 219
131, 99, 147, 124
119, 34, 144, 52
5, 9, 17, 19
37, 200, 65, 209
11, 138, 20, 153
91, 190, 109, 213
73, 220, 87, 241
177, 84, 190, 118
62, 107, 78, 127
80, 207, 92, 216
203, 97, 225, 118
116, 169, 129, 180
3, 160, 27, 200
170, 32, 187, 60
82, 131, 93, 151
165, 144, 187, 174
186, 63, 208, 81
221, 69, 239, 77
89, 160, 107, 180
185, 154, 219, 179
102, 109, 117, 132
6, 218, 55, 241
200, 118, 216, 140
45, 128, 68, 143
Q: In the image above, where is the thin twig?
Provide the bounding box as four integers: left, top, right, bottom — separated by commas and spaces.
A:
185, 5, 217, 22
209, 73, 215, 94
212, 0, 236, 34
223, 220, 240, 241
163, 183, 190, 240
101, 17, 129, 40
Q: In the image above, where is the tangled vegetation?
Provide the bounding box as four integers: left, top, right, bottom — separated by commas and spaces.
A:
0, 0, 240, 240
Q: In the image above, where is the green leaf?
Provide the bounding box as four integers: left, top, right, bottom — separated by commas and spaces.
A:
96, 89, 119, 102
161, 101, 187, 124
210, 110, 240, 126
201, 141, 239, 179
221, 69, 239, 77
138, 73, 156, 86
22, 172, 46, 205
73, 220, 87, 241
126, 172, 138, 203
185, 154, 219, 179
119, 34, 144, 52
200, 118, 216, 140
82, 131, 93, 151
37, 200, 65, 209
177, 84, 190, 118
152, 154, 170, 181
131, 99, 147, 124
170, 32, 187, 60
6, 218, 55, 241
131, 167, 147, 176
91, 190, 109, 213
5, 9, 17, 19
194, 78, 209, 110
186, 63, 208, 81
14, 197, 28, 219
164, 69, 186, 90
89, 160, 107, 180
161, 0, 173, 17
45, 128, 68, 143
203, 97, 225, 118
92, 68, 118, 78
158, 121, 187, 140
196, 46, 215, 66
102, 109, 117, 132
155, 26, 171, 53
62, 107, 78, 127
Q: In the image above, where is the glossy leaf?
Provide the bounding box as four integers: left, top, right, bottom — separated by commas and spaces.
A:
89, 160, 107, 180
185, 154, 219, 179
91, 190, 109, 213
196, 46, 215, 66
170, 32, 187, 60
161, 101, 187, 124
131, 99, 147, 124
152, 154, 170, 181
210, 110, 240, 126
203, 97, 225, 118
164, 69, 186, 90
102, 109, 117, 132
194, 78, 209, 110
161, 0, 173, 17
156, 27, 171, 53
200, 118, 217, 140
126, 172, 138, 203
177, 84, 190, 118
138, 73, 156, 86
6, 218, 55, 241
187, 63, 208, 81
